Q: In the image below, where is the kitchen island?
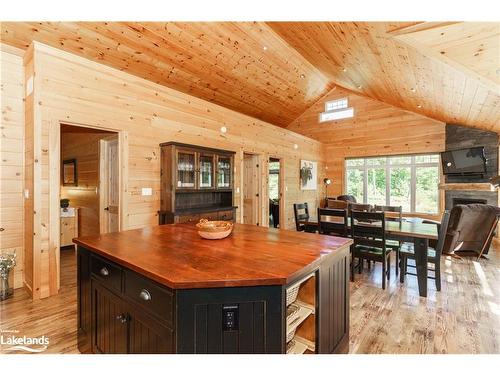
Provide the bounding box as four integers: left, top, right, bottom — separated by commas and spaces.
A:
74, 223, 352, 354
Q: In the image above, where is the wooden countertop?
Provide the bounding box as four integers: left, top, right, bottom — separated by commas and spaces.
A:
73, 223, 352, 290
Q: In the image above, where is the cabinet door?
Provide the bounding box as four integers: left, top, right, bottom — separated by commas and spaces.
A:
92, 282, 128, 354
198, 152, 215, 189
128, 306, 174, 354
176, 150, 197, 189
217, 155, 232, 189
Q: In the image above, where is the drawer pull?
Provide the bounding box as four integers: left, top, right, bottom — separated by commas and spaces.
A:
100, 267, 109, 277
139, 289, 152, 301
116, 313, 128, 324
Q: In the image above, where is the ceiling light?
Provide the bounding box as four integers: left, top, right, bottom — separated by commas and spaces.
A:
417, 104, 422, 108
357, 85, 362, 89
410, 88, 416, 92
300, 74, 306, 79
263, 46, 268, 51
220, 126, 227, 133
293, 144, 298, 150
342, 68, 347, 72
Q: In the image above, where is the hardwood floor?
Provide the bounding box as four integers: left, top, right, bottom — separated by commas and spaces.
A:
1, 243, 499, 354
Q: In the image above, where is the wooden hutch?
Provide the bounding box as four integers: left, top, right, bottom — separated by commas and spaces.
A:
159, 142, 236, 224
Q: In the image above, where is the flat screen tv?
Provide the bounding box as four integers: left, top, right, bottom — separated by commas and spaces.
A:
440, 147, 486, 176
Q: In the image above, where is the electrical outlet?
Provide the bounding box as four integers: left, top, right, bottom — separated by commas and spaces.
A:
141, 187, 152, 196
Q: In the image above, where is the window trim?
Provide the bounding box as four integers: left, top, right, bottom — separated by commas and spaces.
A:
344, 153, 441, 214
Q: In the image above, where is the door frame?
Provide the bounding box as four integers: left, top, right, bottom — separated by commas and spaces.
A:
267, 156, 285, 229
49, 120, 127, 291
240, 151, 264, 226
99, 135, 120, 234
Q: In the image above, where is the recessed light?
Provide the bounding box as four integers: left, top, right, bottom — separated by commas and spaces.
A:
410, 88, 416, 92
293, 144, 298, 150
300, 74, 306, 79
357, 85, 362, 89
342, 68, 347, 72
263, 46, 268, 51
220, 126, 227, 133
417, 104, 422, 109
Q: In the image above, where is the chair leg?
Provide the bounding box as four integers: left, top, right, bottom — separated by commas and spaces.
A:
395, 249, 399, 277
435, 259, 441, 291
387, 253, 391, 280
382, 260, 386, 290
358, 258, 362, 274
399, 255, 405, 283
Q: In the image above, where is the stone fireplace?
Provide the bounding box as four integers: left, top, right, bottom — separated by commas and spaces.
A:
445, 190, 496, 210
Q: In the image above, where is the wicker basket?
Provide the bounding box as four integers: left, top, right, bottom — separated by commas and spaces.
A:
286, 327, 297, 343
286, 304, 300, 323
286, 284, 300, 306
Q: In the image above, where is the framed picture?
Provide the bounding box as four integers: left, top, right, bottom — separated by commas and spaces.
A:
62, 159, 77, 186
300, 160, 317, 190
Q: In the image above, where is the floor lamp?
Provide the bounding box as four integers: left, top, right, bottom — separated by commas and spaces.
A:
324, 178, 332, 207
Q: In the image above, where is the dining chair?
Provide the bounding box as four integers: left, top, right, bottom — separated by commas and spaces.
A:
374, 205, 403, 276
317, 208, 349, 237
293, 203, 309, 231
350, 210, 391, 289
399, 211, 450, 291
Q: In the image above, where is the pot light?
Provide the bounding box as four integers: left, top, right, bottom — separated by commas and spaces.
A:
417, 104, 422, 108
300, 74, 306, 79
220, 126, 227, 133
410, 88, 416, 92
293, 144, 298, 150
263, 46, 268, 51
342, 68, 347, 72
357, 85, 362, 89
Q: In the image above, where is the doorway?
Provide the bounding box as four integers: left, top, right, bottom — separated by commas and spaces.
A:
242, 153, 262, 225
59, 124, 119, 286
268, 157, 282, 228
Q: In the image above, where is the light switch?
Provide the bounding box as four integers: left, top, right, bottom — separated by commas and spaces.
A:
24, 189, 30, 199
285, 186, 288, 192
141, 187, 152, 196
236, 187, 240, 193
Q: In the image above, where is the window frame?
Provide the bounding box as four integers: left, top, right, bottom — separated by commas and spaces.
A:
344, 153, 441, 214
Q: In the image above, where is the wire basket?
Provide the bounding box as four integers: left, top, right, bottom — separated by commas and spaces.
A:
286, 304, 300, 324
286, 327, 297, 343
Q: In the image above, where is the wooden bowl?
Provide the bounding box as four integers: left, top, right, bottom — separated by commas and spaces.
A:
196, 219, 234, 240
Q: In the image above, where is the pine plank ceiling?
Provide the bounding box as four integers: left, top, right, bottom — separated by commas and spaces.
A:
1, 21, 499, 132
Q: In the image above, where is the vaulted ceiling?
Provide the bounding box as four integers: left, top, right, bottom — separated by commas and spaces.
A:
1, 21, 499, 132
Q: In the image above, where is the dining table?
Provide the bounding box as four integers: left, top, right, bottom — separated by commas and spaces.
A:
298, 216, 439, 297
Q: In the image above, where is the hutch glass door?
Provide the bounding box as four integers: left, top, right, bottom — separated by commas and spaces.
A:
217, 156, 232, 189
177, 151, 196, 189
198, 153, 215, 189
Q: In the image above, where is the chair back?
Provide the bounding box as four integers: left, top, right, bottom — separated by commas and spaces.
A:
350, 210, 386, 252
326, 199, 349, 209
293, 203, 310, 231
434, 211, 451, 257
350, 203, 372, 212
318, 208, 348, 237
337, 194, 357, 203
374, 205, 402, 222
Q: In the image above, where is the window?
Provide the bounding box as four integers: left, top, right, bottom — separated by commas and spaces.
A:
268, 161, 280, 200
325, 98, 348, 111
345, 154, 440, 213
319, 97, 354, 122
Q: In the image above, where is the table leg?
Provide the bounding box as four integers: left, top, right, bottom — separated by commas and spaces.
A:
413, 237, 428, 297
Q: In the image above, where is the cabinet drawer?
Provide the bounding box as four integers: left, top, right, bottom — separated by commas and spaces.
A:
199, 211, 218, 221
124, 270, 174, 326
176, 214, 200, 224
218, 210, 233, 221
91, 255, 123, 293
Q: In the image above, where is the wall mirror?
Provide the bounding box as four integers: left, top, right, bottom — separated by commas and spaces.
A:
62, 159, 77, 186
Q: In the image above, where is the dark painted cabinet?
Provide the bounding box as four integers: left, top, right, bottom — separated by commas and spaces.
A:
77, 244, 350, 354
